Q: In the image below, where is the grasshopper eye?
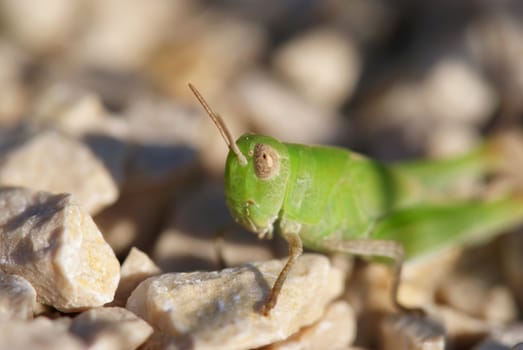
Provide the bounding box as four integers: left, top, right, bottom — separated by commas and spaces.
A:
254, 144, 279, 180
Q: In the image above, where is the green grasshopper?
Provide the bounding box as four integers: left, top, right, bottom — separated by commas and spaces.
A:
189, 84, 523, 315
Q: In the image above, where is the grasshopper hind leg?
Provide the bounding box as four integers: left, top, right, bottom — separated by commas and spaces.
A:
321, 239, 425, 316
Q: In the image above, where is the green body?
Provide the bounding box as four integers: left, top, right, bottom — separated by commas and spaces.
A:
225, 134, 523, 259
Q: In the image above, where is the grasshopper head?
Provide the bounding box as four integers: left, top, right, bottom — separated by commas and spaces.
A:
225, 134, 290, 239
188, 84, 290, 239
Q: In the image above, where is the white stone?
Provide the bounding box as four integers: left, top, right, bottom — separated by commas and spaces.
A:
236, 71, 341, 144
0, 0, 82, 52
0, 317, 86, 350
273, 27, 361, 108
381, 314, 445, 350
422, 59, 497, 126
0, 128, 119, 214
112, 247, 161, 307
70, 307, 153, 350
128, 254, 344, 350
262, 301, 356, 350
0, 272, 36, 320
0, 187, 120, 312
76, 0, 192, 71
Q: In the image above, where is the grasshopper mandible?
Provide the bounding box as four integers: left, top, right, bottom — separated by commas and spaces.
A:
189, 84, 523, 315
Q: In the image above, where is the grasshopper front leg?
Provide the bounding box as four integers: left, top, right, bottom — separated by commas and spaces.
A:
321, 238, 424, 315
261, 232, 303, 316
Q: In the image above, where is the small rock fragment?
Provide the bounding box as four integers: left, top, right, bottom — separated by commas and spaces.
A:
380, 314, 446, 350
435, 305, 489, 342
273, 27, 361, 108
0, 272, 36, 320
128, 254, 344, 350
261, 301, 356, 350
474, 324, 523, 350
70, 306, 153, 350
423, 59, 497, 126
111, 247, 161, 307
0, 187, 120, 312
236, 71, 341, 144
0, 128, 118, 214
0, 0, 82, 52
76, 0, 187, 71
437, 243, 517, 324
0, 317, 85, 350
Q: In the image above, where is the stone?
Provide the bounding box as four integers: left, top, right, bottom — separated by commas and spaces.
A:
272, 27, 361, 108
75, 0, 189, 71
435, 306, 489, 341
437, 243, 517, 324
128, 254, 344, 350
0, 187, 120, 312
0, 41, 28, 125
261, 301, 356, 350
235, 71, 341, 144
111, 247, 160, 307
422, 59, 497, 126
0, 128, 119, 214
473, 324, 523, 350
70, 306, 153, 350
0, 0, 82, 52
0, 272, 36, 320
0, 317, 85, 350
147, 10, 266, 100
380, 314, 445, 350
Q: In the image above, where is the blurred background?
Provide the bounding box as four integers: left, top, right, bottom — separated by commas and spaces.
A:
1, 1, 523, 347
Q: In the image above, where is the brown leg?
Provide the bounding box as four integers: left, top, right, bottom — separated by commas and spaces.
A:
321, 239, 424, 315
261, 232, 303, 316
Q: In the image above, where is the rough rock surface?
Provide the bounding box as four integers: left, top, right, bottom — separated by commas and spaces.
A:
0, 129, 118, 214
262, 300, 356, 350
111, 247, 161, 307
70, 306, 153, 350
0, 317, 85, 350
0, 272, 36, 320
0, 187, 120, 311
128, 254, 344, 350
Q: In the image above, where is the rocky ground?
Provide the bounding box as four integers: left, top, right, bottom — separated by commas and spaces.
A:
0, 1, 523, 349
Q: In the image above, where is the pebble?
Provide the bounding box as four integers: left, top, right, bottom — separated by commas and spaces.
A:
380, 314, 445, 350
423, 58, 497, 126
0, 317, 85, 350
473, 324, 523, 350
127, 254, 344, 350
261, 301, 356, 350
235, 71, 341, 144
111, 247, 160, 307
437, 243, 517, 324
0, 128, 119, 214
272, 27, 361, 108
0, 272, 36, 321
75, 0, 186, 71
0, 187, 120, 312
0, 0, 81, 52
70, 306, 153, 350
0, 41, 28, 125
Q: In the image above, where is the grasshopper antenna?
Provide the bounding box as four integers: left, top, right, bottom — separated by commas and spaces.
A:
189, 83, 247, 166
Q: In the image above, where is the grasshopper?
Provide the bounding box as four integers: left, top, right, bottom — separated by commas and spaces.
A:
189, 84, 523, 315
